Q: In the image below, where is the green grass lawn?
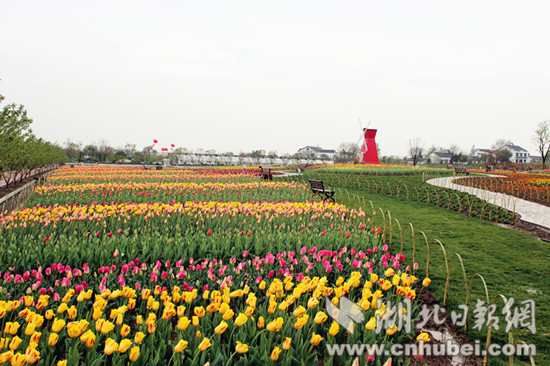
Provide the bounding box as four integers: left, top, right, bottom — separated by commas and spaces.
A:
330, 184, 549, 365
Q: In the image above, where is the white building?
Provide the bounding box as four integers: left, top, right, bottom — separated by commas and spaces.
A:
501, 144, 532, 163
296, 146, 336, 160
470, 145, 533, 164
426, 151, 453, 164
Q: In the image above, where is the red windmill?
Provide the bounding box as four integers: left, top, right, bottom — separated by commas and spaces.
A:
357, 121, 379, 164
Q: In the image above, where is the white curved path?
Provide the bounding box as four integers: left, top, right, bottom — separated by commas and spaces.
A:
426, 176, 550, 230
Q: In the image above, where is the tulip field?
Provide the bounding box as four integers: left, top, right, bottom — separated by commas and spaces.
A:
455, 171, 550, 206
0, 166, 431, 365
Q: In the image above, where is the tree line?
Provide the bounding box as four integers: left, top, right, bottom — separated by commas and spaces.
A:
0, 94, 67, 187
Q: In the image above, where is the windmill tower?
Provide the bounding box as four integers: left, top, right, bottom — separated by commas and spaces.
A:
356, 120, 380, 164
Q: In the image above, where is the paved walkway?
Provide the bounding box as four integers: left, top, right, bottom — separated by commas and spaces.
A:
426, 176, 550, 229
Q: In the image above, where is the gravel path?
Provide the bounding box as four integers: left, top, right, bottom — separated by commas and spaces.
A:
426, 176, 550, 230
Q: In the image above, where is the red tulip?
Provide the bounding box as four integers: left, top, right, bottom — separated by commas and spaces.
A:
153, 139, 158, 144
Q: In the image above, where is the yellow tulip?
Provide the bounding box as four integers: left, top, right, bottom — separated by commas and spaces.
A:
25, 347, 40, 364
417, 332, 430, 342
51, 319, 66, 333
198, 337, 211, 351
271, 346, 281, 361
80, 330, 96, 348
214, 321, 228, 335
45, 310, 54, 320
104, 338, 118, 355
134, 332, 146, 345
365, 317, 377, 331
386, 324, 398, 336
257, 316, 265, 329
194, 306, 206, 318
129, 346, 140, 361
222, 309, 234, 321
67, 306, 77, 319
146, 320, 156, 334
0, 350, 14, 363
102, 320, 116, 335
177, 317, 191, 331
174, 339, 188, 353
266, 317, 284, 332
235, 341, 248, 353
48, 333, 59, 346
24, 323, 35, 336
120, 324, 131, 337
9, 336, 22, 352
310, 332, 323, 346
292, 305, 306, 318
329, 321, 339, 336
422, 278, 431, 287
57, 361, 67, 366
307, 297, 319, 309
57, 303, 68, 314
10, 352, 25, 366
294, 314, 309, 330
118, 339, 132, 353
234, 313, 248, 327
177, 305, 186, 317
314, 311, 328, 324
30, 332, 41, 344
282, 337, 292, 350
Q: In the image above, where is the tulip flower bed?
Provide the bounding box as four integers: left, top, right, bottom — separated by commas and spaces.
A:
27, 181, 309, 206
48, 166, 260, 184
455, 172, 550, 207
0, 166, 429, 365
316, 164, 451, 176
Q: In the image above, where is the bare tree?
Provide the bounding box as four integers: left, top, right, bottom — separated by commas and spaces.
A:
123, 143, 136, 156
336, 142, 360, 163
532, 120, 550, 168
408, 138, 424, 165
491, 139, 513, 150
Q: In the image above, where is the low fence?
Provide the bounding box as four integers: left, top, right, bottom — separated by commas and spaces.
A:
0, 170, 55, 214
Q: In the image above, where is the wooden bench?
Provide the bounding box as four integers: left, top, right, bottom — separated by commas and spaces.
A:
308, 179, 335, 203
454, 167, 469, 175
259, 165, 273, 181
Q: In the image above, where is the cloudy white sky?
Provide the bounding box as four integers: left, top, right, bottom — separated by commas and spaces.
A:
1, 1, 549, 157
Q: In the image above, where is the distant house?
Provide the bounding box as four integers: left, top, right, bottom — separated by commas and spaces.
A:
501, 144, 532, 163
296, 146, 336, 160
426, 151, 453, 164
472, 149, 493, 159
470, 144, 533, 163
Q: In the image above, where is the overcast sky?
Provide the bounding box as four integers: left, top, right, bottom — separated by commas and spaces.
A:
1, 1, 549, 157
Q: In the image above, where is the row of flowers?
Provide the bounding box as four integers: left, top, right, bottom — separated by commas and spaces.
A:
0, 247, 430, 365
27, 181, 309, 206
48, 167, 261, 184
